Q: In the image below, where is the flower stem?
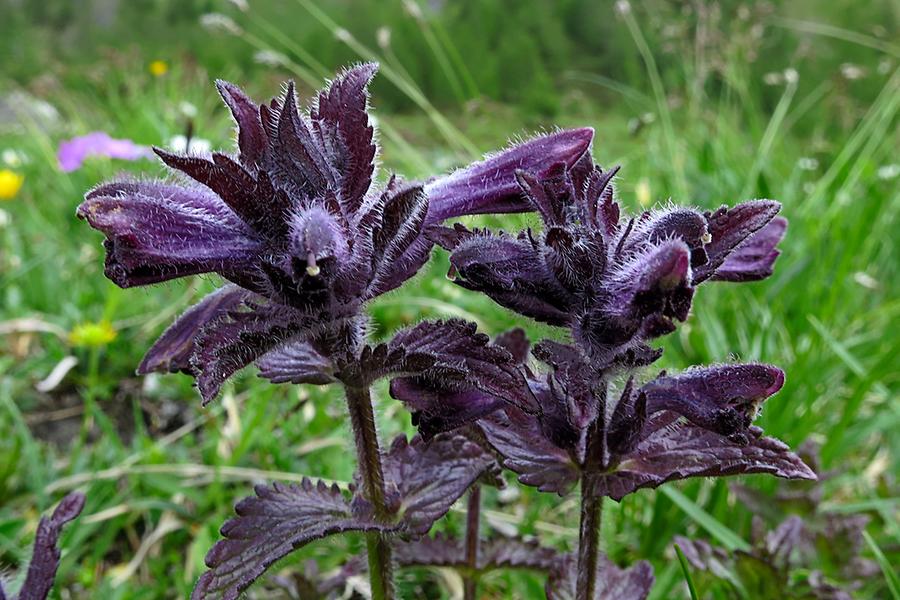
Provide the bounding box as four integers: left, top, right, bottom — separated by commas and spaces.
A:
345, 384, 394, 600
577, 410, 606, 600
576, 474, 603, 600
463, 484, 481, 600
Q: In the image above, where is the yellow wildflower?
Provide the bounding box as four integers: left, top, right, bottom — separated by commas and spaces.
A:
149, 60, 169, 77
69, 320, 118, 348
0, 169, 24, 200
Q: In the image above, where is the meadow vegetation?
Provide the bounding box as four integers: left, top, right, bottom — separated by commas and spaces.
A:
0, 0, 897, 597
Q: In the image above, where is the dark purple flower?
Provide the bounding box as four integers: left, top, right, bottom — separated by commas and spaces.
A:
391, 328, 814, 499
472, 344, 814, 499
77, 64, 593, 402
58, 132, 152, 172
430, 157, 785, 363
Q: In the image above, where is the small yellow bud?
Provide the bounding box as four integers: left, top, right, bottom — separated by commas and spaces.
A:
69, 320, 118, 348
149, 60, 169, 77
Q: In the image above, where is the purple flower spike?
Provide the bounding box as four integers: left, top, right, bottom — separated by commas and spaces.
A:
58, 132, 152, 172
432, 156, 785, 362
80, 64, 581, 402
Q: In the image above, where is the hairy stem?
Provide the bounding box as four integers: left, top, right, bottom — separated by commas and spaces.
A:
345, 384, 394, 600
577, 399, 606, 600
576, 474, 603, 600
463, 485, 481, 600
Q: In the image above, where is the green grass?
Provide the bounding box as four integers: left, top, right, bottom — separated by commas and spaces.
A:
1, 2, 898, 598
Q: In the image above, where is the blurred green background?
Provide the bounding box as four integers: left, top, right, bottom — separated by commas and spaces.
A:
0, 0, 897, 598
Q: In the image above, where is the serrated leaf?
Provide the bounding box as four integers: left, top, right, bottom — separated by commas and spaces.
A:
478, 406, 580, 495
195, 434, 496, 599
594, 414, 816, 502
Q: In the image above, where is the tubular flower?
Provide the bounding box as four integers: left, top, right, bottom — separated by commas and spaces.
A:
77, 63, 593, 402
430, 157, 786, 367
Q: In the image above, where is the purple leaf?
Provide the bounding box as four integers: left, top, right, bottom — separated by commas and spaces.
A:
388, 320, 537, 436
592, 413, 816, 502
640, 363, 785, 441
193, 479, 363, 600
694, 200, 782, 284
256, 340, 335, 385
270, 81, 332, 195
492, 328, 530, 364
368, 183, 430, 295
712, 216, 787, 282
424, 128, 594, 222
312, 63, 378, 215
77, 181, 263, 288
195, 434, 496, 599
377, 434, 499, 534
138, 285, 251, 375
478, 406, 580, 495
17, 492, 85, 600
215, 80, 267, 168
190, 300, 326, 404
546, 554, 655, 600
672, 536, 733, 577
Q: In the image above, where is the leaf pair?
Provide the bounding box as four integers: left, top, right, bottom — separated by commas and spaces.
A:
194, 434, 497, 599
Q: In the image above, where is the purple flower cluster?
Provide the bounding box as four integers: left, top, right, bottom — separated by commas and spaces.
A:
77, 64, 591, 404
75, 63, 812, 600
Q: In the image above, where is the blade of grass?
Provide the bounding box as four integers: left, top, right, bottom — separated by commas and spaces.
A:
661, 487, 751, 552
862, 531, 900, 600
404, 0, 467, 103
770, 17, 900, 58
674, 544, 700, 600
618, 3, 689, 200
292, 0, 479, 159
739, 70, 797, 200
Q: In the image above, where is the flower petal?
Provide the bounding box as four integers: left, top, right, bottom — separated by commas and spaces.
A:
711, 216, 786, 282
390, 379, 505, 439
640, 363, 785, 440
694, 200, 781, 284
77, 181, 263, 287
424, 128, 594, 222
450, 232, 574, 325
